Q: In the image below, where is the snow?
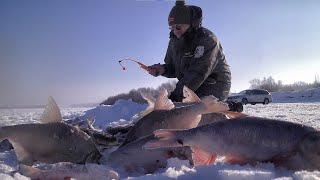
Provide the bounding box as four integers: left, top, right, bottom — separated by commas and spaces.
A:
0, 89, 320, 179
272, 88, 320, 103
79, 99, 147, 129
243, 103, 320, 129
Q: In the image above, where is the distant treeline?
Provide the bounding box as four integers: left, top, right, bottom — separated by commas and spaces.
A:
249, 75, 320, 92
100, 81, 177, 105
101, 76, 320, 105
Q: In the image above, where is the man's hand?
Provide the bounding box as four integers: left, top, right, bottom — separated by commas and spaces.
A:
147, 64, 165, 77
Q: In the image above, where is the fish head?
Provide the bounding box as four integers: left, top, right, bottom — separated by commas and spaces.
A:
65, 126, 102, 163
58, 135, 92, 163
299, 132, 320, 170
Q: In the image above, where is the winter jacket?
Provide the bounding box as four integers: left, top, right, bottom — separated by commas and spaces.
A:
162, 27, 231, 101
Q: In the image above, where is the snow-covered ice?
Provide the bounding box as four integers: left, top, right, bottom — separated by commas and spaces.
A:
272, 88, 320, 103
0, 88, 320, 179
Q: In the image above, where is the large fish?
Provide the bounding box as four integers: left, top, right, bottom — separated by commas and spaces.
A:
107, 134, 192, 175
120, 86, 229, 146
140, 90, 247, 126
19, 162, 119, 180
144, 117, 320, 170
0, 97, 101, 165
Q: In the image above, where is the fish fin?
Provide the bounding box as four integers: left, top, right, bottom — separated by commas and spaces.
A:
40, 96, 62, 123
87, 116, 95, 126
10, 141, 34, 165
191, 146, 216, 166
225, 155, 248, 165
136, 91, 156, 120
19, 164, 42, 178
86, 116, 102, 132
182, 86, 201, 103
223, 111, 248, 119
140, 91, 155, 110
143, 129, 182, 149
154, 89, 174, 110
201, 96, 229, 114
153, 129, 180, 140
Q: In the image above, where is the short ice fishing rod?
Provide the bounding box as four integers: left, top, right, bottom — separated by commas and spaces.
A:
118, 58, 149, 71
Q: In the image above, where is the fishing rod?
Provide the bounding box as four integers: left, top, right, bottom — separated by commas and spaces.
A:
118, 58, 149, 71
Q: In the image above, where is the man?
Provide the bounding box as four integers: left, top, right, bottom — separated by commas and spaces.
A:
148, 0, 231, 102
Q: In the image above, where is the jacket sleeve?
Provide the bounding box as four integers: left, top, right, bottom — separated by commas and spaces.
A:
171, 36, 220, 100
161, 40, 176, 78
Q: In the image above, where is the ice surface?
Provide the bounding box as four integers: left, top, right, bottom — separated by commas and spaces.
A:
0, 90, 319, 179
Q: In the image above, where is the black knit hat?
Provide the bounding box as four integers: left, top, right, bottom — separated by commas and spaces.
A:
168, 0, 191, 26
168, 1, 203, 28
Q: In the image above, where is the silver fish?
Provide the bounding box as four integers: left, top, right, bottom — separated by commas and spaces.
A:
107, 134, 192, 175
141, 90, 247, 127
144, 116, 320, 170
0, 97, 101, 165
19, 162, 119, 180
120, 86, 229, 146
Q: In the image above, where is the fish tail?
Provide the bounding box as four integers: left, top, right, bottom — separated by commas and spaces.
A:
191, 146, 217, 166
143, 129, 183, 149
201, 96, 229, 114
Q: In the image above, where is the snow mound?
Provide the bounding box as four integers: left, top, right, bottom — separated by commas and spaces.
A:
79, 99, 147, 129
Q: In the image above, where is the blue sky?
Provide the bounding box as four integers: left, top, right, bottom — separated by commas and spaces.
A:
1, 0, 319, 105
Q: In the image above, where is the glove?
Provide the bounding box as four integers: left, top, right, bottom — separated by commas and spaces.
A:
169, 89, 183, 102
147, 63, 165, 77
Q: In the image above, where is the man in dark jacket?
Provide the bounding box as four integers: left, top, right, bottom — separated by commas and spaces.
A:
148, 1, 231, 102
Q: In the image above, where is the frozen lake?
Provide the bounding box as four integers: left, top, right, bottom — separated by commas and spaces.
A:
0, 102, 319, 179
